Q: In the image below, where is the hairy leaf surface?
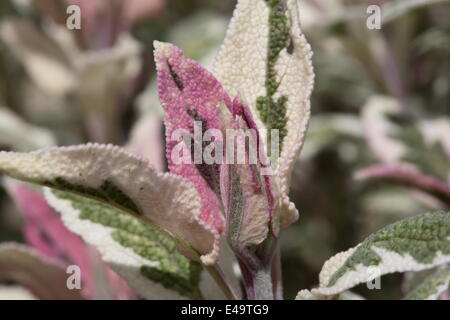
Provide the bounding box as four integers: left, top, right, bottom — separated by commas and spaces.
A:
0, 144, 218, 264
404, 266, 450, 300
308, 212, 450, 296
45, 189, 202, 299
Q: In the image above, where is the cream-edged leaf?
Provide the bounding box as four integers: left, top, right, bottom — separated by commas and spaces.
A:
0, 243, 84, 300
362, 96, 450, 182
214, 0, 314, 227
0, 19, 76, 96
310, 211, 450, 296
338, 291, 366, 300
295, 289, 326, 300
404, 266, 450, 300
361, 96, 406, 165
0, 144, 218, 265
44, 189, 202, 299
0, 107, 55, 151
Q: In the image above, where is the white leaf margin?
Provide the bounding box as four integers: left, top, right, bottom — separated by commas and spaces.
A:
0, 144, 219, 265
44, 188, 187, 300
404, 266, 450, 300
296, 241, 450, 299
315, 246, 450, 296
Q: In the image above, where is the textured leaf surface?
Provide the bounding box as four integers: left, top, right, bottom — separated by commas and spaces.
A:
0, 144, 217, 264
310, 212, 450, 296
4, 180, 135, 300
45, 189, 202, 299
404, 266, 450, 300
220, 98, 279, 247
155, 41, 229, 261
214, 0, 314, 227
0, 243, 84, 300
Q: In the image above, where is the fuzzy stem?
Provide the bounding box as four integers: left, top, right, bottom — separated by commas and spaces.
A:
238, 259, 274, 300
253, 268, 274, 300
237, 247, 274, 300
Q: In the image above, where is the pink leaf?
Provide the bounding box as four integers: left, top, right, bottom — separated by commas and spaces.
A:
355, 164, 450, 203
125, 114, 165, 172
0, 243, 85, 300
5, 180, 95, 297
5, 180, 136, 299
154, 41, 229, 237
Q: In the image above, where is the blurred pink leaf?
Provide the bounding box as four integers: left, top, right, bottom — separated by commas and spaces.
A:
4, 179, 135, 299
0, 243, 84, 300
355, 164, 450, 204
37, 0, 165, 49
125, 114, 165, 172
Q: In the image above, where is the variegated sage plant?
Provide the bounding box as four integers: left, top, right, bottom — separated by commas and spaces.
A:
0, 0, 449, 300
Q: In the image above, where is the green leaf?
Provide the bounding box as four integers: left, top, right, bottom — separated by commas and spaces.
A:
306, 211, 450, 297
45, 189, 203, 299
404, 266, 450, 300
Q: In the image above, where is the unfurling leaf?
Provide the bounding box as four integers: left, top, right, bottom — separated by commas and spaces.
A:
301, 211, 450, 297
154, 42, 279, 253
220, 98, 279, 248
44, 189, 202, 299
154, 41, 227, 252
214, 0, 314, 228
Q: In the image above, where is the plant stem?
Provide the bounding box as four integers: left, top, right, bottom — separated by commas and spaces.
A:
253, 268, 274, 300
271, 244, 284, 300
238, 248, 275, 300
204, 264, 239, 300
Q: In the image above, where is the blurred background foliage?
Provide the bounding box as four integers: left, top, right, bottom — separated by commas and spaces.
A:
0, 0, 449, 299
